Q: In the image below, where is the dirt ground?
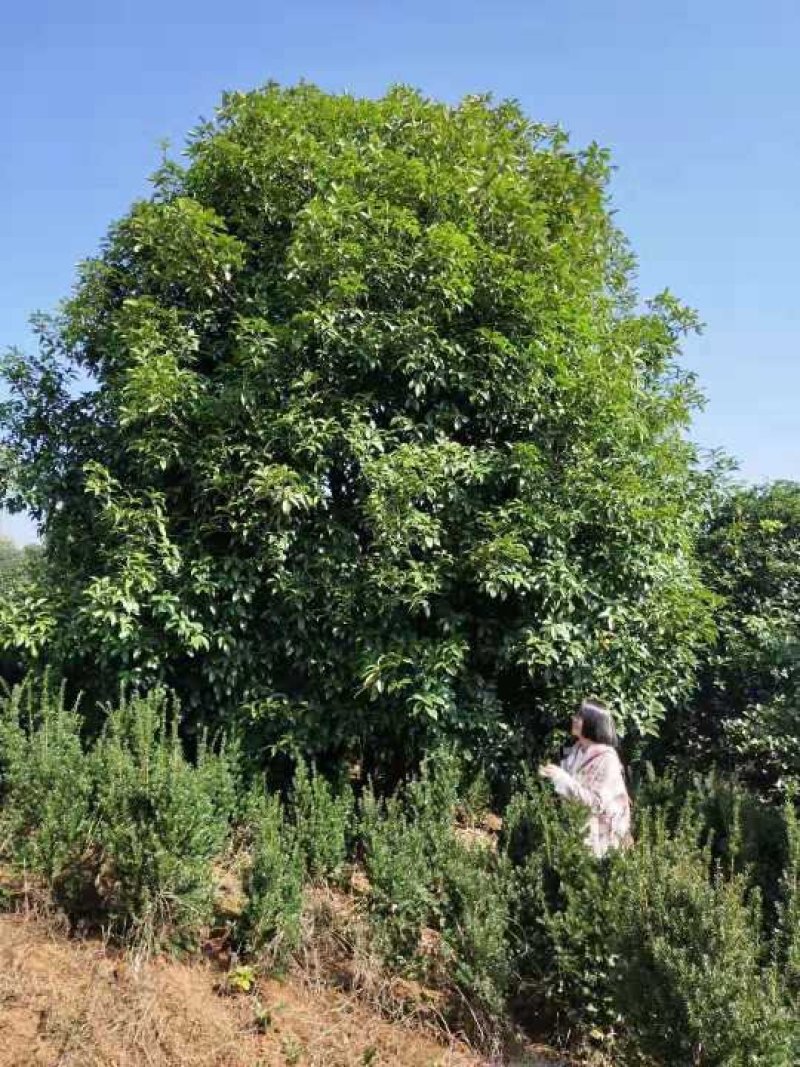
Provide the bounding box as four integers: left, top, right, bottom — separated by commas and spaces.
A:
0, 914, 564, 1067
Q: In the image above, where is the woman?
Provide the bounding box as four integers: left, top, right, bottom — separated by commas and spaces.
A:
539, 698, 632, 857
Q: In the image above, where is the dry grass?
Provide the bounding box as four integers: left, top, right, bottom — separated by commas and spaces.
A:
0, 911, 489, 1067
297, 884, 451, 1027
293, 885, 571, 1067
0, 861, 573, 1067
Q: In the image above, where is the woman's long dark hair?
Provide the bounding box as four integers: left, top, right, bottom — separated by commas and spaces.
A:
579, 698, 618, 747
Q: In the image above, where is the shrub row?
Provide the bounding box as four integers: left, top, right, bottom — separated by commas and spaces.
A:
1, 679, 798, 1063
0, 680, 237, 946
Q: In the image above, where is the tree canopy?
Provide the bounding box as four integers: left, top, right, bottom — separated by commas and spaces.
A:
0, 84, 714, 771
663, 481, 800, 793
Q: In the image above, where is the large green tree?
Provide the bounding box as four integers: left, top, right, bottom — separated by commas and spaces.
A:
1, 85, 713, 771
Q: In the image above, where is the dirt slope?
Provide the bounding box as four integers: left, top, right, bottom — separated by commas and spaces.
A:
0, 914, 561, 1067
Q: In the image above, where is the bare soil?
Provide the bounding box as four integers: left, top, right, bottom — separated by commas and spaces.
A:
0, 913, 565, 1067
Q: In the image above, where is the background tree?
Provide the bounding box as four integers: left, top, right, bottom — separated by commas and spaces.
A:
0, 535, 43, 684
1, 84, 714, 776
0, 535, 21, 580
656, 481, 800, 794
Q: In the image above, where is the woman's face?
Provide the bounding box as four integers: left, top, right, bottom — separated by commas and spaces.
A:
570, 714, 584, 740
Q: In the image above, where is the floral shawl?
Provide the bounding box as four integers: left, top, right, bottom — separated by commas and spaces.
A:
558, 742, 632, 857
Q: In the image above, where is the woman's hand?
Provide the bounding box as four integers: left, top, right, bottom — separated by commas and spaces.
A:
539, 763, 573, 794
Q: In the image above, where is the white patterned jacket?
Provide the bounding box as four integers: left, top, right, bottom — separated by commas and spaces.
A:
554, 742, 632, 857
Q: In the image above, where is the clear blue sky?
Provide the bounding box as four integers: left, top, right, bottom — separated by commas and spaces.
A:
2, 0, 798, 543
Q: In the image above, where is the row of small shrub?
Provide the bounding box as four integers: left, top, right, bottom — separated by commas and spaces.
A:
1, 677, 798, 1063
0, 678, 355, 954
356, 760, 800, 1063
359, 751, 512, 1025
0, 680, 239, 946
504, 777, 800, 1065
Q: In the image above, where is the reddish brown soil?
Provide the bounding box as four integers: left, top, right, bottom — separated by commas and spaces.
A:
0, 913, 495, 1066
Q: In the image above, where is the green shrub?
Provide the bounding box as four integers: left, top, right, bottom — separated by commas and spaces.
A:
359, 786, 433, 964
436, 839, 511, 1019
503, 777, 799, 1062
457, 766, 492, 826
241, 791, 304, 966
289, 759, 353, 882
0, 680, 235, 945
3, 673, 796, 1059
615, 806, 798, 1067
675, 482, 800, 798
405, 749, 462, 859
0, 677, 93, 895
777, 795, 800, 998
635, 766, 793, 928
359, 752, 462, 960
360, 753, 510, 1021
90, 689, 234, 945
503, 778, 623, 1040
195, 729, 244, 827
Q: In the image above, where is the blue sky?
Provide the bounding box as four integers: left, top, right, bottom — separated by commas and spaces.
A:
2, 0, 798, 543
